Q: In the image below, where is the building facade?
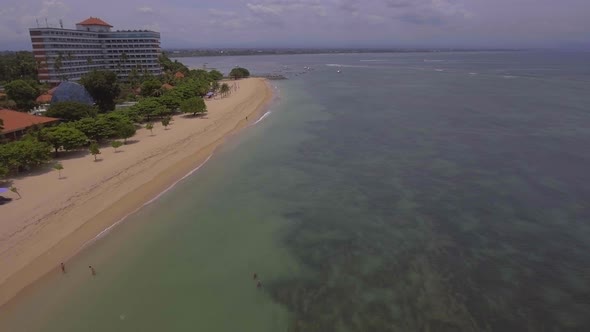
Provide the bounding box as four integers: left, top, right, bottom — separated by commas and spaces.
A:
30, 17, 161, 84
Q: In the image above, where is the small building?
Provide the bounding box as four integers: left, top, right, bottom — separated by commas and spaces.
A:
0, 109, 60, 140
161, 83, 174, 91
174, 72, 185, 79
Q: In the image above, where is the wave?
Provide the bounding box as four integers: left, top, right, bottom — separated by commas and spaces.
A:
359, 59, 385, 62
81, 155, 213, 248
254, 110, 272, 125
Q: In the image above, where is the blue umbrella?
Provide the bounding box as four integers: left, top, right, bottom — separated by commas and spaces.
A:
0, 188, 8, 194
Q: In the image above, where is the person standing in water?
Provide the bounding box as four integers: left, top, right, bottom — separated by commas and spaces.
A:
89, 265, 96, 276
257, 280, 263, 289
60, 262, 66, 274
253, 272, 258, 280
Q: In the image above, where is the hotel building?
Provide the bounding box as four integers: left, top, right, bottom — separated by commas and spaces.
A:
29, 17, 161, 84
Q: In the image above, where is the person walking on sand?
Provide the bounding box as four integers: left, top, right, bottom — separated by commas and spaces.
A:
89, 265, 96, 276
60, 262, 66, 274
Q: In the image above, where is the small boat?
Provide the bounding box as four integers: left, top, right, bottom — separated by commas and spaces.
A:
337, 69, 341, 73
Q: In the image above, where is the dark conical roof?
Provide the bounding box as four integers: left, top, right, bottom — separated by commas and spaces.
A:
50, 82, 94, 105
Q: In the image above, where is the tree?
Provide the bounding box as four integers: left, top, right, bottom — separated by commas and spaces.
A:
219, 83, 231, 97
80, 70, 121, 112
53, 162, 64, 179
0, 118, 3, 131
10, 186, 21, 199
4, 79, 38, 111
157, 93, 181, 114
111, 140, 123, 152
0, 51, 38, 84
180, 97, 207, 117
209, 69, 223, 81
141, 79, 162, 97
117, 122, 136, 143
145, 123, 154, 135
54, 53, 64, 80
0, 137, 51, 174
89, 142, 101, 161
41, 124, 88, 156
229, 67, 250, 80
0, 165, 8, 179
161, 116, 171, 129
73, 117, 114, 142
46, 102, 98, 122
134, 97, 166, 121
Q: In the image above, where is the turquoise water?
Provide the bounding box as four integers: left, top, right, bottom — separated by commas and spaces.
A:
2, 52, 590, 331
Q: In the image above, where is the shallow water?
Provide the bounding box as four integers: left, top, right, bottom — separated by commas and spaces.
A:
2, 51, 590, 331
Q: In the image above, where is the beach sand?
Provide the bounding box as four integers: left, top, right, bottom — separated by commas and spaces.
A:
0, 78, 272, 307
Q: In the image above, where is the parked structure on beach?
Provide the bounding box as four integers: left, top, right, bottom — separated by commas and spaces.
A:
29, 17, 162, 84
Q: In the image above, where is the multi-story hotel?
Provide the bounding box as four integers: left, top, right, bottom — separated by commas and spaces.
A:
29, 17, 161, 84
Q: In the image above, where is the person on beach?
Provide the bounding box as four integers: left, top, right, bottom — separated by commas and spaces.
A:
89, 265, 96, 276
257, 280, 263, 289
60, 262, 66, 274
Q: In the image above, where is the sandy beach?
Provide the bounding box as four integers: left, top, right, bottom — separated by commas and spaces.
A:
0, 77, 272, 307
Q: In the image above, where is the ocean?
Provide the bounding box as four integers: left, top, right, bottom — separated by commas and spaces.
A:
1, 51, 589, 331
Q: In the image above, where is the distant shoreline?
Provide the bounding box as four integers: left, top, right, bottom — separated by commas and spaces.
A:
167, 48, 523, 58
0, 78, 274, 309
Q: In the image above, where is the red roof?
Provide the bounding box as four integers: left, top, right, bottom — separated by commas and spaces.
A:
77, 17, 113, 27
0, 109, 59, 134
161, 83, 174, 90
36, 94, 52, 103
174, 72, 185, 79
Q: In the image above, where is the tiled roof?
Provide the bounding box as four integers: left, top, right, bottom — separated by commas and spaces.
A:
76, 17, 113, 27
0, 109, 59, 134
36, 94, 52, 103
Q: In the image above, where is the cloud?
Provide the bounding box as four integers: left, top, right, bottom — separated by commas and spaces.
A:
137, 6, 154, 14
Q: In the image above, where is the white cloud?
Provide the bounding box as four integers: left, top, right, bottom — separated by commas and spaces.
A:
138, 6, 154, 14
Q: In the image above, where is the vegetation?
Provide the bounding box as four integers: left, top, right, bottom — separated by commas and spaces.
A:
158, 53, 189, 74
0, 137, 52, 175
0, 118, 3, 131
180, 97, 207, 117
111, 140, 123, 152
209, 69, 223, 81
145, 123, 154, 135
80, 70, 121, 112
133, 97, 167, 121
89, 142, 101, 161
53, 162, 64, 178
46, 102, 98, 122
4, 79, 39, 111
219, 83, 231, 97
141, 79, 162, 97
117, 121, 137, 144
161, 116, 171, 129
10, 186, 21, 198
229, 67, 250, 80
0, 51, 38, 84
40, 124, 88, 156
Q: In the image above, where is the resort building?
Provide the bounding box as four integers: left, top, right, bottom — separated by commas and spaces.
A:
30, 17, 161, 84
0, 109, 60, 140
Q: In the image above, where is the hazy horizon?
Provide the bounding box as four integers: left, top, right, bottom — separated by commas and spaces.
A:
1, 0, 589, 51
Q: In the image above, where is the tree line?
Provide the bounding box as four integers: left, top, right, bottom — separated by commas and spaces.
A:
1, 53, 250, 180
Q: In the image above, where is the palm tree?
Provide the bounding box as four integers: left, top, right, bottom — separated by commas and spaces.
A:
219, 83, 230, 98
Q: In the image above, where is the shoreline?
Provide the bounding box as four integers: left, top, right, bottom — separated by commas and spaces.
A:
0, 78, 274, 308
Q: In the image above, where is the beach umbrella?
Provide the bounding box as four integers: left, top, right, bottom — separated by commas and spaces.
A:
0, 188, 8, 194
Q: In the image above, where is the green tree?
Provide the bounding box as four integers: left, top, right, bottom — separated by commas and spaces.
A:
134, 97, 166, 121
41, 124, 88, 156
117, 122, 136, 144
156, 93, 181, 114
0, 51, 38, 84
89, 142, 101, 161
46, 102, 98, 122
219, 83, 231, 97
145, 123, 154, 135
80, 70, 121, 112
10, 186, 21, 199
111, 140, 123, 152
0, 137, 51, 174
0, 165, 8, 179
180, 97, 207, 117
141, 79, 162, 97
73, 117, 113, 142
161, 116, 171, 129
4, 79, 39, 111
229, 67, 250, 80
209, 69, 223, 81
53, 162, 64, 179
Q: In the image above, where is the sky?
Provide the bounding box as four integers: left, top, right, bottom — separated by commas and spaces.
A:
1, 0, 589, 50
